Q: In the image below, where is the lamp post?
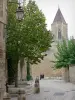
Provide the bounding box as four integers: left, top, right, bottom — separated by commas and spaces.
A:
15, 2, 24, 87
8, 0, 24, 20
16, 4, 24, 20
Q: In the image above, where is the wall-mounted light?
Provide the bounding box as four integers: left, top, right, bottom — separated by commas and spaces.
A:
16, 4, 24, 20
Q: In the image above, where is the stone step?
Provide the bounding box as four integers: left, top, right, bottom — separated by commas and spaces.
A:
8, 85, 33, 97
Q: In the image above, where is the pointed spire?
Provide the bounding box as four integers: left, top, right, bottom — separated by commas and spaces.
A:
52, 8, 67, 24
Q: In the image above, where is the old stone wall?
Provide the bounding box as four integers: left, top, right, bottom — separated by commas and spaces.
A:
32, 52, 62, 79
0, 0, 7, 100
0, 0, 7, 24
62, 66, 75, 83
51, 23, 68, 41
69, 66, 75, 84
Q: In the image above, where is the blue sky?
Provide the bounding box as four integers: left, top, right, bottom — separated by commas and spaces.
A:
21, 0, 75, 38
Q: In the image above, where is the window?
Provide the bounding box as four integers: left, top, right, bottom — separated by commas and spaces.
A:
58, 29, 61, 39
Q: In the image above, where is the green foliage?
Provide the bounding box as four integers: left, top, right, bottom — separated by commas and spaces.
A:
55, 38, 75, 69
21, 0, 53, 63
6, 0, 19, 85
6, 1, 19, 60
68, 39, 75, 64
7, 0, 53, 84
7, 0, 53, 64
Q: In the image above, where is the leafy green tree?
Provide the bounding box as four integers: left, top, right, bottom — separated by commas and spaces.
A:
55, 40, 70, 69
21, 0, 53, 80
68, 38, 75, 64
21, 0, 53, 63
7, 0, 53, 86
54, 38, 75, 81
55, 39, 75, 68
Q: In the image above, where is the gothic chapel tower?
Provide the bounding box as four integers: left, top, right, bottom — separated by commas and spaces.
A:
51, 8, 68, 42
49, 7, 68, 72
32, 8, 68, 78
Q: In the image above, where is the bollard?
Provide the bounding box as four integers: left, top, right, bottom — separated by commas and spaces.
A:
34, 77, 40, 93
3, 92, 11, 100
17, 89, 26, 100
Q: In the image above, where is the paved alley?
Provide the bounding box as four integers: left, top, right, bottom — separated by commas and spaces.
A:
11, 79, 75, 100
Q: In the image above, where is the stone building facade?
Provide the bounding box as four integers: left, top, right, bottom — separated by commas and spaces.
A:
32, 8, 68, 79
0, 0, 7, 99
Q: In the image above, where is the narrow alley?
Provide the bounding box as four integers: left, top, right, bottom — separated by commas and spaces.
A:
11, 79, 75, 100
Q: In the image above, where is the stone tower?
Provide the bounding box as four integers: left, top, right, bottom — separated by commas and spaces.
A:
32, 8, 68, 78
48, 7, 68, 73
49, 7, 68, 65
51, 8, 68, 42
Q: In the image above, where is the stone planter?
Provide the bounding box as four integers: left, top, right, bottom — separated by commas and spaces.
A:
34, 77, 40, 93
34, 83, 40, 93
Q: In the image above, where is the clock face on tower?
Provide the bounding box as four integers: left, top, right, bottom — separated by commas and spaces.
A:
58, 29, 61, 40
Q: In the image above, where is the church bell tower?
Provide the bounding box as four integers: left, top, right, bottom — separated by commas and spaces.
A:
31, 7, 68, 78
51, 8, 68, 42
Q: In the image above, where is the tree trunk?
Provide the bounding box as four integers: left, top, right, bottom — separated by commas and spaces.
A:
20, 66, 22, 81
15, 62, 18, 87
20, 58, 24, 81
64, 66, 70, 82
67, 66, 70, 82
26, 58, 31, 81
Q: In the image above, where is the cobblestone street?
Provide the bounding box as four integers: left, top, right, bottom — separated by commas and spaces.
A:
11, 79, 75, 100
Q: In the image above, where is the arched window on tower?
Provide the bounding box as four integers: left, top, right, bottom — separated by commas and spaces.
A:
58, 29, 61, 40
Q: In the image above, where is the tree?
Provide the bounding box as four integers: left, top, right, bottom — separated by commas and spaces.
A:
55, 40, 70, 69
55, 39, 75, 68
7, 0, 53, 86
68, 38, 75, 64
21, 0, 53, 62
21, 0, 53, 80
54, 38, 75, 81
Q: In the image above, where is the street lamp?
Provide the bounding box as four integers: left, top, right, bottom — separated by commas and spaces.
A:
8, 0, 24, 20
16, 4, 24, 20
